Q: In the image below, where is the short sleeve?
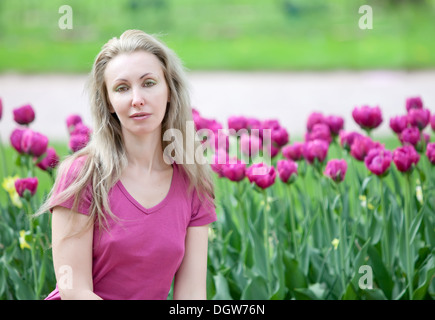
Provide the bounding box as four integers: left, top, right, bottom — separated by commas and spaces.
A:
189, 188, 217, 227
49, 156, 92, 216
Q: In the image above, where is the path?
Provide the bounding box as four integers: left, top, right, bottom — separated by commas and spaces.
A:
1, 70, 434, 145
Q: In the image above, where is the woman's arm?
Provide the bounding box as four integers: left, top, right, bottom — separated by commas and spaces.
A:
51, 206, 102, 300
173, 224, 211, 300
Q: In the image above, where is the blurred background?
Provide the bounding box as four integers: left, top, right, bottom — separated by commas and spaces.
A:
1, 0, 435, 141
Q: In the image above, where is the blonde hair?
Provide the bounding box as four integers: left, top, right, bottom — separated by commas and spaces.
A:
35, 30, 215, 232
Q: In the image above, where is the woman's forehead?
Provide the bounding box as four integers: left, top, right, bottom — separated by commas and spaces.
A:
104, 51, 164, 81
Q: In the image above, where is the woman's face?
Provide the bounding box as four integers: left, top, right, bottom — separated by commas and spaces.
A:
104, 50, 170, 137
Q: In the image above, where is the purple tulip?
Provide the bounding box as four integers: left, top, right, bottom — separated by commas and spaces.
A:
389, 115, 409, 134
13, 104, 35, 125
405, 96, 423, 112
210, 149, 229, 178
352, 105, 383, 131
426, 143, 435, 165
228, 116, 248, 132
324, 115, 344, 136
15, 177, 38, 198
10, 128, 26, 153
240, 132, 261, 157
399, 127, 421, 147
20, 129, 49, 158
282, 142, 304, 161
277, 159, 298, 184
407, 108, 431, 130
339, 131, 363, 151
364, 148, 392, 176
221, 157, 246, 182
270, 126, 289, 147
393, 145, 420, 173
431, 114, 435, 132
262, 119, 281, 131
66, 114, 83, 133
324, 159, 347, 183
0, 98, 3, 120
306, 112, 325, 132
246, 117, 262, 131
303, 139, 329, 164
36, 147, 60, 171
245, 163, 276, 189
69, 134, 89, 152
305, 123, 332, 144
350, 135, 381, 161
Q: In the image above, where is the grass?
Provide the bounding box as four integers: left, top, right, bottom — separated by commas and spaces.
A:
0, 0, 435, 72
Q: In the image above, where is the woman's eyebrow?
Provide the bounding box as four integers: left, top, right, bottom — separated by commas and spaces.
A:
114, 72, 154, 83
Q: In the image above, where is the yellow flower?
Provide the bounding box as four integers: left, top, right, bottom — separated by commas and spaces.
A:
19, 230, 31, 250
416, 185, 423, 204
359, 195, 367, 208
2, 175, 23, 208
331, 238, 339, 250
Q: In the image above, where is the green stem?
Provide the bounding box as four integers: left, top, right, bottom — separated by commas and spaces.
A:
337, 183, 347, 293
25, 198, 38, 300
262, 190, 271, 290
0, 133, 9, 178
379, 177, 391, 271
404, 173, 414, 300
287, 185, 299, 261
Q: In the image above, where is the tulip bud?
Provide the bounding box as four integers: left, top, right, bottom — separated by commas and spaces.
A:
69, 134, 89, 152
221, 157, 246, 182
426, 143, 435, 165
352, 105, 383, 131
36, 147, 60, 171
245, 163, 276, 189
393, 145, 420, 173
405, 96, 423, 112
324, 159, 347, 183
303, 139, 329, 164
364, 148, 392, 177
277, 159, 298, 184
20, 129, 49, 158
0, 98, 3, 121
407, 108, 431, 130
66, 114, 83, 133
15, 177, 38, 198
282, 142, 304, 161
389, 115, 408, 134
13, 104, 35, 125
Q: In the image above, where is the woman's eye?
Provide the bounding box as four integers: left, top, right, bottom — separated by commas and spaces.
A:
144, 80, 156, 87
115, 86, 128, 92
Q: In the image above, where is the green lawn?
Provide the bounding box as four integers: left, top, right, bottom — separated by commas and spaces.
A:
0, 0, 434, 72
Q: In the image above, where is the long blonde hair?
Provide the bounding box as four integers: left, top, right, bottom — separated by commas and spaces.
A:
35, 30, 215, 231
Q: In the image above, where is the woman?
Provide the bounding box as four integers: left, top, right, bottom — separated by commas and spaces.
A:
36, 30, 217, 300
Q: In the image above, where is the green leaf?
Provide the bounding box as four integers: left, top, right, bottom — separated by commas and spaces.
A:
212, 273, 233, 300
367, 245, 393, 299
283, 251, 308, 296
412, 255, 435, 300
240, 275, 270, 300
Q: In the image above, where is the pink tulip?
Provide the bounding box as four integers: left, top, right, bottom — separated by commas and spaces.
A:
405, 96, 423, 112
13, 104, 35, 125
324, 115, 344, 136
426, 143, 435, 165
324, 159, 347, 183
15, 177, 38, 198
69, 134, 89, 152
305, 123, 332, 144
430, 114, 435, 132
339, 131, 363, 151
282, 142, 304, 161
262, 119, 281, 131
407, 108, 431, 130
277, 159, 298, 184
66, 114, 83, 133
303, 139, 329, 164
270, 126, 289, 147
0, 98, 3, 120
10, 128, 26, 153
352, 105, 383, 131
221, 157, 246, 182
364, 148, 392, 176
389, 115, 409, 134
350, 135, 381, 161
393, 145, 420, 172
246, 117, 262, 131
240, 132, 261, 157
36, 147, 60, 171
399, 127, 420, 147
306, 112, 325, 132
245, 163, 276, 189
228, 116, 248, 132
210, 149, 229, 177
21, 129, 49, 158
70, 122, 92, 138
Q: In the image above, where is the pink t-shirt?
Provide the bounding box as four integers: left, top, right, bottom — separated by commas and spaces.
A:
45, 156, 217, 300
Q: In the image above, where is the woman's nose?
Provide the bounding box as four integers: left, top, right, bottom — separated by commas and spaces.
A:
131, 88, 145, 107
